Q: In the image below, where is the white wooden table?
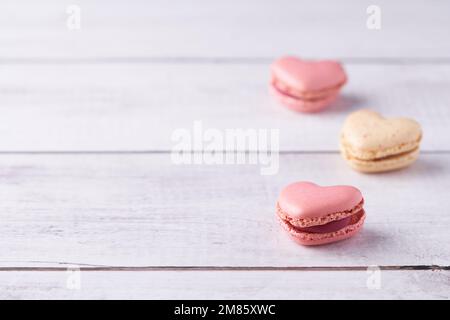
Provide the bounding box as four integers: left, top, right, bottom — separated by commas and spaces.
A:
0, 0, 449, 299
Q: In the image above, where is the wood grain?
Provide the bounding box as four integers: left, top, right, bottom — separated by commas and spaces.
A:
2, 0, 449, 299
2, 0, 450, 59
0, 153, 448, 268
0, 270, 448, 299
1, 63, 449, 151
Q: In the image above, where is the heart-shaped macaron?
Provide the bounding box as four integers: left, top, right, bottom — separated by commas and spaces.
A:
277, 182, 365, 246
270, 56, 347, 112
340, 109, 422, 173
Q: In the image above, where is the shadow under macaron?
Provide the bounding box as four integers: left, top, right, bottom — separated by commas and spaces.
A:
344, 155, 445, 177
326, 93, 367, 114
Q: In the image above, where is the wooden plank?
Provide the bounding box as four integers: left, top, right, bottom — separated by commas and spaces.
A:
0, 270, 448, 299
0, 153, 449, 268
1, 63, 449, 151
1, 0, 450, 59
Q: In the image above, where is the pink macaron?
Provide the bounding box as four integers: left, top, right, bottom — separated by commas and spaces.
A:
270, 56, 347, 113
276, 182, 365, 246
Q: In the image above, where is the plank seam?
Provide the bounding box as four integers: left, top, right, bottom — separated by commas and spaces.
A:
2, 57, 450, 65
0, 265, 448, 272
0, 150, 448, 155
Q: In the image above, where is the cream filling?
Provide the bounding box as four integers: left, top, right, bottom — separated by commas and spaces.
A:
280, 210, 366, 240
271, 79, 344, 101
340, 135, 422, 161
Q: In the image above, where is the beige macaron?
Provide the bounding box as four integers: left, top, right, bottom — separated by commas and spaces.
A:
340, 109, 422, 173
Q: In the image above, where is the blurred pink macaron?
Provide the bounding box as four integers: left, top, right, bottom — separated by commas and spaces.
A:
270, 56, 347, 113
276, 181, 365, 246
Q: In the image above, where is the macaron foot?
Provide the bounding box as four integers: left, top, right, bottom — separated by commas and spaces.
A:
341, 145, 420, 173
278, 210, 366, 246
270, 83, 338, 113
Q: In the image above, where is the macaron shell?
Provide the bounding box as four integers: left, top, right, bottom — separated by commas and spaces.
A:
270, 84, 338, 113
278, 210, 366, 246
277, 182, 363, 220
271, 56, 347, 92
341, 109, 422, 159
